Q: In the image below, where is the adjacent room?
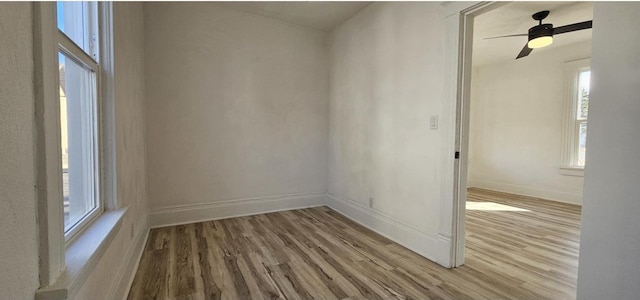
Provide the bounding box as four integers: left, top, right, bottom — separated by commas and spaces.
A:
2, 2, 640, 300
462, 2, 593, 299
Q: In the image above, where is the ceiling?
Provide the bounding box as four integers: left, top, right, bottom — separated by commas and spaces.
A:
219, 2, 371, 32
473, 2, 593, 66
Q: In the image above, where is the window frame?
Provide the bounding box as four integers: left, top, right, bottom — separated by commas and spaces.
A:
561, 58, 591, 176
34, 1, 119, 292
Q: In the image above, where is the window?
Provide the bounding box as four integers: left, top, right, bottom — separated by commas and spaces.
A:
57, 1, 103, 240
561, 59, 590, 174
34, 2, 120, 292
575, 70, 590, 167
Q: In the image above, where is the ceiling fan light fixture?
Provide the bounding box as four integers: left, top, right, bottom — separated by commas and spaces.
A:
527, 23, 554, 49
528, 36, 553, 48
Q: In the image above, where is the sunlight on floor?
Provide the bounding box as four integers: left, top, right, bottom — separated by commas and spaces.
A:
466, 201, 531, 212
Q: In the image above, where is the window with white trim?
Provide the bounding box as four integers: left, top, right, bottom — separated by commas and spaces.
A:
562, 59, 590, 173
34, 2, 118, 292
57, 1, 103, 240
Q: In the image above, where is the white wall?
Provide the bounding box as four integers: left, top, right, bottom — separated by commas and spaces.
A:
144, 3, 329, 225
328, 2, 449, 262
468, 41, 590, 205
577, 3, 640, 299
75, 3, 149, 298
0, 3, 40, 299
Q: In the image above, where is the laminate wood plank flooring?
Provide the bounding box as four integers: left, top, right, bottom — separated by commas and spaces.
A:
129, 188, 581, 299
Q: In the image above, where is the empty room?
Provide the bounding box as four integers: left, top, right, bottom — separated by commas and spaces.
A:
1, 1, 640, 300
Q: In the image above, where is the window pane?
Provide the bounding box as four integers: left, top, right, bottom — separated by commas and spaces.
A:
577, 122, 587, 167
59, 51, 99, 232
57, 1, 98, 60
577, 70, 590, 120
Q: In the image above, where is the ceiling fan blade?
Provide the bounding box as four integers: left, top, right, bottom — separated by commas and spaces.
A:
553, 20, 593, 35
516, 44, 533, 59
484, 33, 528, 40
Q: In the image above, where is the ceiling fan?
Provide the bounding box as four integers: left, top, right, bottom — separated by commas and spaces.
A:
485, 10, 593, 59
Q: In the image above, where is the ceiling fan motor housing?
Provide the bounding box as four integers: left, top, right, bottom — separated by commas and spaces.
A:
528, 23, 554, 41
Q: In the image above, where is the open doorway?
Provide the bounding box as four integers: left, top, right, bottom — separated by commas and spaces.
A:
452, 2, 593, 298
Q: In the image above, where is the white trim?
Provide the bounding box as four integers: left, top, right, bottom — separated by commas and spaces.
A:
436, 234, 454, 268
441, 1, 482, 17
149, 193, 327, 228
108, 215, 149, 300
98, 2, 117, 211
36, 208, 127, 300
439, 9, 461, 269
33, 2, 66, 286
325, 194, 448, 268
470, 179, 583, 206
560, 166, 585, 177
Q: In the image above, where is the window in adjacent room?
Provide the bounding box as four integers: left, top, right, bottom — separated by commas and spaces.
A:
561, 59, 590, 175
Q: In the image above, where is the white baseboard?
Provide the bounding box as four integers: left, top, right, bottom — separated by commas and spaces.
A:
326, 193, 449, 268
470, 179, 582, 205
149, 193, 327, 228
435, 233, 454, 268
108, 215, 150, 300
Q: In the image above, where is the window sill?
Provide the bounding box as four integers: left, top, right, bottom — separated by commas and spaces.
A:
560, 166, 585, 177
36, 208, 127, 300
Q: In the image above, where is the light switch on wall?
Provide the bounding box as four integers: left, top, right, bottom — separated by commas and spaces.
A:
430, 115, 438, 130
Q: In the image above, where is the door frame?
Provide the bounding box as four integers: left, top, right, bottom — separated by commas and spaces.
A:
442, 1, 507, 267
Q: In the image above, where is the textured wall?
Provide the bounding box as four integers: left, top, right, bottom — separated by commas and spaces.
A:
113, 2, 148, 227
468, 41, 590, 205
328, 2, 445, 234
577, 3, 640, 299
75, 2, 149, 298
144, 3, 329, 209
0, 2, 40, 299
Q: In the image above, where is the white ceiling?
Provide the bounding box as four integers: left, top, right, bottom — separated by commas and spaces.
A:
473, 2, 593, 66
219, 2, 371, 32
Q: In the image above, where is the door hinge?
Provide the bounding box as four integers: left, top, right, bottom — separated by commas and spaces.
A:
455, 151, 460, 159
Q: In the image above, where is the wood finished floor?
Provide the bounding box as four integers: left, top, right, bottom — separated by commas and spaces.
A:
128, 188, 581, 300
